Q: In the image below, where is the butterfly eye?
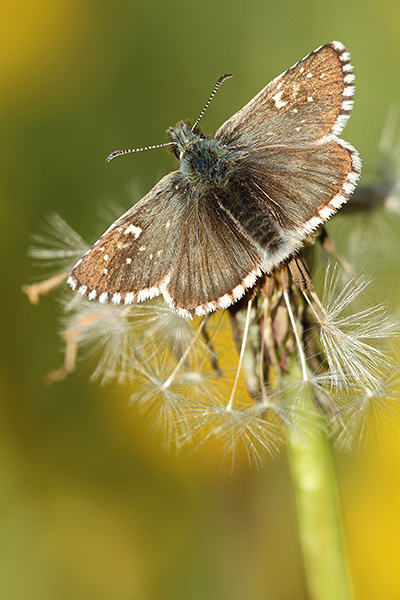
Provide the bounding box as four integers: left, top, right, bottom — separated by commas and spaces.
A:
195, 157, 204, 172
192, 128, 206, 140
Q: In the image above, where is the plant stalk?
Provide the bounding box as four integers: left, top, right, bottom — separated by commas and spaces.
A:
286, 386, 353, 600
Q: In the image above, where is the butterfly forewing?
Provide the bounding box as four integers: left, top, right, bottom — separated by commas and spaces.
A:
215, 41, 360, 258
70, 173, 185, 304
70, 173, 263, 316
216, 42, 354, 146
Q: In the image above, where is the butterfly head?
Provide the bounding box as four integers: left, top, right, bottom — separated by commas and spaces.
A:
168, 121, 231, 187
167, 121, 205, 158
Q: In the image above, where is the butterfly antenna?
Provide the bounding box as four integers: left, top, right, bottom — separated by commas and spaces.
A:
192, 73, 233, 131
105, 141, 174, 163
106, 73, 233, 162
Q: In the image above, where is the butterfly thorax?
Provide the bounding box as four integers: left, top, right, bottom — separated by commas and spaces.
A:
168, 120, 232, 188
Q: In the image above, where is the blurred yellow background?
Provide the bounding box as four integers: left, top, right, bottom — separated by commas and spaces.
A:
1, 1, 400, 598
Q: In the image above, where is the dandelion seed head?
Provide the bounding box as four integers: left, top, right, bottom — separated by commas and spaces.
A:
24, 135, 400, 464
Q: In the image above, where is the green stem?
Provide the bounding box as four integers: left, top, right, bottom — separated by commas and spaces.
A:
286, 384, 353, 600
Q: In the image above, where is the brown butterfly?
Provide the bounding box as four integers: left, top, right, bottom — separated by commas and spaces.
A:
68, 41, 361, 318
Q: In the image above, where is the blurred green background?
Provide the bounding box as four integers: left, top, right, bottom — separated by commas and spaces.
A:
1, 1, 400, 598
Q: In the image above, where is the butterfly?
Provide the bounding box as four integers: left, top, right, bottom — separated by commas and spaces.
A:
68, 41, 361, 318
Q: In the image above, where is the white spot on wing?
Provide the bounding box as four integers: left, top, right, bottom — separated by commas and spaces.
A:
67, 276, 77, 290
332, 40, 345, 53
232, 284, 245, 301
342, 100, 354, 111
272, 89, 287, 109
218, 294, 233, 309
126, 258, 132, 264
112, 293, 121, 305
124, 293, 135, 305
343, 87, 355, 98
124, 224, 142, 238
243, 271, 259, 289
137, 287, 159, 302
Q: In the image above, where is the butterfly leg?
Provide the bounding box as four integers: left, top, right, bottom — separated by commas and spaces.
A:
318, 227, 354, 277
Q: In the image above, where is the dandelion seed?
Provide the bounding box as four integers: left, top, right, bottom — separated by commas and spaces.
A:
28, 213, 90, 267
283, 290, 309, 382
262, 370, 339, 438
53, 295, 139, 384
131, 298, 199, 359
332, 367, 400, 452
318, 263, 397, 387
127, 349, 205, 450
226, 300, 253, 410
181, 396, 284, 467
22, 214, 90, 303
